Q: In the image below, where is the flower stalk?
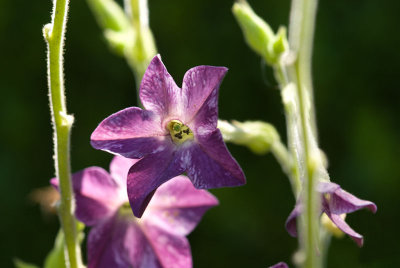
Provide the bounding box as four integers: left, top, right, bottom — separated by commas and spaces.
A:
124, 0, 157, 94
43, 0, 82, 267
286, 0, 321, 266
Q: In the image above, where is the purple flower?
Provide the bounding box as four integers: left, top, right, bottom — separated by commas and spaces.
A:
269, 262, 289, 268
285, 181, 377, 246
51, 156, 218, 268
91, 55, 246, 217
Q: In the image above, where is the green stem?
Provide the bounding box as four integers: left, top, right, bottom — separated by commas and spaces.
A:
274, 63, 302, 198
270, 139, 301, 195
124, 0, 157, 101
287, 0, 320, 267
43, 0, 82, 267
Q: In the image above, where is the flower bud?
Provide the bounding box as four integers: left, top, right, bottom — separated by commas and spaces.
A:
232, 1, 289, 65
218, 120, 280, 155
87, 0, 130, 32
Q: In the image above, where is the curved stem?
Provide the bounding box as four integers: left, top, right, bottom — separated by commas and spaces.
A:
270, 139, 301, 195
43, 0, 82, 267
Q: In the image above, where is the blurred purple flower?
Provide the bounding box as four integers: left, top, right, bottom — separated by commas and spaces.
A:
51, 156, 218, 268
269, 262, 289, 268
91, 55, 245, 217
285, 181, 377, 246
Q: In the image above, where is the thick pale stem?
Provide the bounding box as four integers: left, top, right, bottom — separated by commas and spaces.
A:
288, 0, 321, 267
43, 0, 82, 267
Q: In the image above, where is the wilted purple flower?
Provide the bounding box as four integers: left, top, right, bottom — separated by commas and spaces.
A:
91, 55, 245, 217
51, 156, 218, 268
285, 181, 377, 246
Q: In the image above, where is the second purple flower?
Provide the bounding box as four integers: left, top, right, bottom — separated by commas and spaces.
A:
91, 55, 246, 217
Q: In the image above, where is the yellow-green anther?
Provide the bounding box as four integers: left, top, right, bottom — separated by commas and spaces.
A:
232, 0, 275, 64
87, 0, 131, 32
167, 120, 194, 145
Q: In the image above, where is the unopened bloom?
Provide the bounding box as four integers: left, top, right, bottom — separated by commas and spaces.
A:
51, 156, 218, 268
285, 181, 377, 246
91, 55, 245, 217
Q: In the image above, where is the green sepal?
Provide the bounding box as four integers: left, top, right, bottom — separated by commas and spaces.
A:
272, 26, 289, 56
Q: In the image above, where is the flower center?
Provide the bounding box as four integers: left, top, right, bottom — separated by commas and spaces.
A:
167, 120, 194, 144
118, 202, 133, 215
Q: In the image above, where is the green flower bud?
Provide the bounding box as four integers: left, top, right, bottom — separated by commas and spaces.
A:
232, 1, 289, 65
218, 120, 280, 155
87, 0, 131, 32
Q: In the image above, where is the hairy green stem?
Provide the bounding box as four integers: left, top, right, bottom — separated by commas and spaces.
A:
43, 0, 82, 267
287, 0, 321, 267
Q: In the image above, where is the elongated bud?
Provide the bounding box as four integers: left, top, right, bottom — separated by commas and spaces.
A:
218, 120, 280, 154
232, 0, 288, 65
87, 0, 131, 32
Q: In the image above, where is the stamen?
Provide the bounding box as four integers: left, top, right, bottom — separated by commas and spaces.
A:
167, 120, 194, 144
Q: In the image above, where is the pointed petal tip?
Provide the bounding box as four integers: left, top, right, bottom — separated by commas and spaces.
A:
355, 236, 364, 247
368, 202, 378, 214
129, 189, 157, 218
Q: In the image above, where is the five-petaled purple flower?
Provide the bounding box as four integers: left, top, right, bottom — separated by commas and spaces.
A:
91, 55, 246, 217
285, 181, 377, 246
51, 156, 218, 268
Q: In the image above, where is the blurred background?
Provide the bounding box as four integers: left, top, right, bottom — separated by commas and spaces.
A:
1, 0, 399, 267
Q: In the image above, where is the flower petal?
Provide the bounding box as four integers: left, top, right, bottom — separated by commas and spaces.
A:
109, 156, 139, 187
187, 82, 219, 137
87, 214, 162, 268
145, 176, 218, 236
87, 215, 121, 268
127, 148, 184, 218
318, 182, 377, 214
140, 55, 181, 118
181, 66, 227, 125
51, 167, 121, 225
142, 222, 192, 268
91, 107, 169, 159
179, 129, 246, 189
285, 202, 302, 237
330, 187, 377, 215
324, 210, 364, 247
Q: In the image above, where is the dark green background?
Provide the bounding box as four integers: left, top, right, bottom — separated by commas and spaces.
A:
1, 0, 399, 267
